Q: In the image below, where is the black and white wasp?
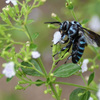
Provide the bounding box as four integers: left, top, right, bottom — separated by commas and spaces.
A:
45, 21, 100, 63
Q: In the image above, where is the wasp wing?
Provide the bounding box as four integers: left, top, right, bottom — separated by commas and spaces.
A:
81, 28, 100, 47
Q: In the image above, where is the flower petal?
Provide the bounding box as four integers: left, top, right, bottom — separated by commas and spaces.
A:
52, 31, 61, 44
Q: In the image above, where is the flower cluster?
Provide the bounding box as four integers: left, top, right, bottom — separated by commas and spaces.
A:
2, 62, 15, 78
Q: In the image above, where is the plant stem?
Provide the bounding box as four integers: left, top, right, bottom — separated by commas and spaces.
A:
49, 83, 60, 100
38, 58, 48, 77
23, 25, 33, 42
54, 81, 97, 91
27, 61, 45, 77
49, 58, 56, 75
80, 73, 87, 86
17, 74, 45, 84
71, 10, 78, 21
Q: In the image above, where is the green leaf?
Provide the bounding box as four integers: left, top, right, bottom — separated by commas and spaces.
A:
21, 59, 43, 76
90, 93, 98, 100
54, 63, 81, 77
81, 19, 89, 24
70, 88, 90, 100
89, 46, 99, 54
32, 32, 39, 40
26, 19, 34, 24
88, 72, 94, 86
29, 43, 37, 50
6, 77, 13, 82
0, 74, 4, 78
35, 79, 44, 86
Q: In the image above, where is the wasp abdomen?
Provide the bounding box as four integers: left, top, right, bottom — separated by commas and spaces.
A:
72, 36, 86, 63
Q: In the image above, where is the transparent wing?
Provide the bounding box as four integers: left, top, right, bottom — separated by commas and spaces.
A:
80, 28, 100, 47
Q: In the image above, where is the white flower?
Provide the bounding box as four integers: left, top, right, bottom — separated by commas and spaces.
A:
81, 59, 89, 73
32, 51, 41, 59
41, 0, 46, 2
88, 15, 100, 32
2, 62, 15, 78
97, 84, 100, 100
88, 97, 93, 100
51, 13, 57, 17
5, 0, 17, 6
52, 31, 61, 44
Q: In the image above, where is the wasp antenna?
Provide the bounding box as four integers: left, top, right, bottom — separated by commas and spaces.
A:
44, 22, 61, 25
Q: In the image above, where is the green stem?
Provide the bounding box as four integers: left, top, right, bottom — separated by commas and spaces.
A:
37, 58, 48, 77
71, 10, 78, 21
23, 25, 33, 42
80, 73, 87, 86
54, 81, 97, 91
27, 61, 45, 77
49, 58, 56, 75
17, 74, 45, 84
49, 83, 60, 100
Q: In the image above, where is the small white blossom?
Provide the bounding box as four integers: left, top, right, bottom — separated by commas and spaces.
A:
52, 31, 61, 44
51, 13, 57, 17
97, 84, 100, 100
88, 15, 100, 32
32, 51, 41, 59
41, 0, 46, 2
2, 62, 15, 78
5, 0, 17, 6
88, 97, 93, 100
81, 59, 89, 73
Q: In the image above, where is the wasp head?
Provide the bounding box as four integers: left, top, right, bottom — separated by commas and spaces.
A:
59, 21, 69, 35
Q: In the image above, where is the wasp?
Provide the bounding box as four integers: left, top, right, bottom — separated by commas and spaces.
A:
45, 21, 100, 63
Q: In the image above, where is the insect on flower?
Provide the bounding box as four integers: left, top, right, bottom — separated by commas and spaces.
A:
45, 21, 100, 64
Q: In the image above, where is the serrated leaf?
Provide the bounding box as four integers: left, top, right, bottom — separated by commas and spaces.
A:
88, 72, 94, 86
70, 88, 90, 100
21, 59, 43, 76
54, 63, 81, 77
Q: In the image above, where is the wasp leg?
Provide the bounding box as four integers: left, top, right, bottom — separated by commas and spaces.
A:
53, 41, 72, 57
64, 51, 77, 63
61, 43, 72, 58
60, 38, 69, 44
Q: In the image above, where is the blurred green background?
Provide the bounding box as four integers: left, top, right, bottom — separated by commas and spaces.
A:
0, 0, 100, 100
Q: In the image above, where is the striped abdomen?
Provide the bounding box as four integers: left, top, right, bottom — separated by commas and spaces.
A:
72, 36, 86, 63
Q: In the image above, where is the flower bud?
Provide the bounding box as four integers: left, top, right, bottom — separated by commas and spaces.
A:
2, 7, 8, 17
44, 90, 48, 94
51, 13, 57, 18
15, 85, 24, 90
51, 13, 61, 22
41, 0, 46, 2
65, 2, 73, 10
50, 73, 54, 77
39, 0, 46, 5
18, 81, 26, 84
